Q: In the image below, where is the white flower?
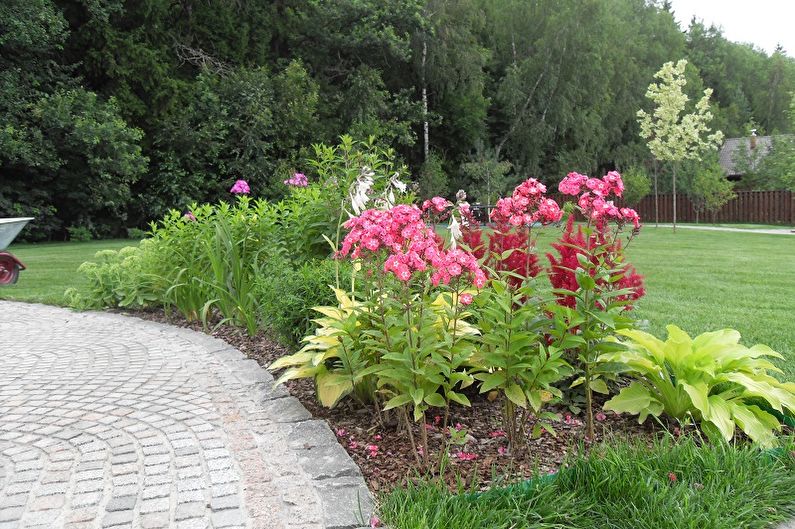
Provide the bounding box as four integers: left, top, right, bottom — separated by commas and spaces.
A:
349, 174, 374, 215
391, 172, 407, 193
449, 215, 462, 249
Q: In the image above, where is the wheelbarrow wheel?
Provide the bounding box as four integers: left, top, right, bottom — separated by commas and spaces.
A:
0, 254, 20, 285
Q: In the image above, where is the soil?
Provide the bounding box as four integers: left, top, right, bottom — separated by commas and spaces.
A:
121, 308, 661, 492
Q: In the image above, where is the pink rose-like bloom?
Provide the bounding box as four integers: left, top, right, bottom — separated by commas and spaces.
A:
284, 172, 308, 187
459, 292, 473, 306
230, 179, 250, 194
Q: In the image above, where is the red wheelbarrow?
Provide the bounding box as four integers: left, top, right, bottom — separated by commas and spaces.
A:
0, 217, 33, 285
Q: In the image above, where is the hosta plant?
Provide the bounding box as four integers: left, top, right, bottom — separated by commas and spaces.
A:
269, 288, 378, 407
602, 325, 795, 447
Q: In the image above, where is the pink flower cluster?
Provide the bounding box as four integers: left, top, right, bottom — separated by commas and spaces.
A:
340, 204, 487, 288
229, 179, 250, 194
422, 196, 453, 213
490, 178, 563, 226
284, 172, 308, 187
558, 171, 639, 228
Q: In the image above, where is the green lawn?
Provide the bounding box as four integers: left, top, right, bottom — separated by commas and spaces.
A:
380, 436, 795, 529
2, 229, 794, 376
0, 239, 134, 305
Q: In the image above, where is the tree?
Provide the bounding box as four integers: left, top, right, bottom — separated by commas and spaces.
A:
637, 59, 723, 232
620, 165, 652, 206
682, 155, 735, 223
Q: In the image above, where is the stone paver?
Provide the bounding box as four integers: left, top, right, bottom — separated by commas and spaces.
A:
0, 302, 373, 529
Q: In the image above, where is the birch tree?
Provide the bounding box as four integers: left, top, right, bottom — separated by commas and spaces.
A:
637, 59, 723, 232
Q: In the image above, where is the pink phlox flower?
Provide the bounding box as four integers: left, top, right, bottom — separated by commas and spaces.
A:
620, 207, 641, 229
455, 423, 464, 430
370, 515, 382, 528
348, 440, 358, 450
453, 451, 478, 461
564, 414, 575, 425
184, 211, 196, 221
595, 412, 607, 422
335, 428, 347, 437
489, 430, 506, 438
365, 444, 379, 457
434, 415, 442, 425
603, 171, 624, 197
668, 472, 677, 483
373, 434, 383, 441
229, 179, 250, 194
498, 446, 507, 456
559, 172, 589, 195
284, 172, 309, 187
459, 292, 473, 306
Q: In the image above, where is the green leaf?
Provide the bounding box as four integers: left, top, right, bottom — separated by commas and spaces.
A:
505, 384, 527, 408
383, 394, 413, 410
424, 392, 446, 407
603, 382, 659, 418
589, 378, 609, 395
410, 388, 424, 406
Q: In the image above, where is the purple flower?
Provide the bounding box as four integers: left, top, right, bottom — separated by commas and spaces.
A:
284, 172, 309, 187
230, 180, 250, 194
184, 211, 196, 221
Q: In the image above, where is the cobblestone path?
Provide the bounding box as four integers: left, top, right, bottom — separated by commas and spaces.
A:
0, 302, 371, 529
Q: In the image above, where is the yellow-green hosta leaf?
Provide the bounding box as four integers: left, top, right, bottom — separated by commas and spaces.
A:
315, 369, 353, 408
312, 305, 345, 320
332, 288, 355, 309
704, 395, 734, 441
269, 351, 315, 370
681, 381, 709, 418
603, 382, 660, 419
730, 403, 779, 448
617, 328, 667, 365
274, 365, 321, 386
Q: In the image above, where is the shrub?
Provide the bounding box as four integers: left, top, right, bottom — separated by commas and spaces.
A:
602, 325, 795, 447
255, 258, 351, 346
67, 225, 93, 242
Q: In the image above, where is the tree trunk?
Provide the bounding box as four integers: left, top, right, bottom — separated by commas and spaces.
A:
653, 159, 659, 228
672, 163, 677, 233
421, 39, 429, 162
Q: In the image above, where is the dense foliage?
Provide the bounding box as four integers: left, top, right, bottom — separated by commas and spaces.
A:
3, 0, 795, 239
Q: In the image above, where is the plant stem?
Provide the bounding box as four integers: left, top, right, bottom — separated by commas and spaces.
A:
402, 407, 422, 467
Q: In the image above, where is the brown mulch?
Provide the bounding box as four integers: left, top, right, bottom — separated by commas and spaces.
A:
118, 308, 660, 492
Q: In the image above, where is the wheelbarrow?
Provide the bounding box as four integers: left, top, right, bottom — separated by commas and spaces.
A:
0, 217, 33, 285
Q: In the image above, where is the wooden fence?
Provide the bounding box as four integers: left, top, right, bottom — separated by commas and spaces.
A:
630, 190, 795, 224
473, 190, 795, 225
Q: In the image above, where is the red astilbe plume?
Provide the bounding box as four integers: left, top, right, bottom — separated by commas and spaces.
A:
461, 225, 540, 288
546, 217, 644, 309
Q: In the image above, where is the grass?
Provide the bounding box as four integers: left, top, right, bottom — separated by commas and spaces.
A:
0, 239, 134, 304
379, 436, 795, 529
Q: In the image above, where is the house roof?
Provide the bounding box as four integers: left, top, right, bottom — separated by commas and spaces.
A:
718, 136, 775, 176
